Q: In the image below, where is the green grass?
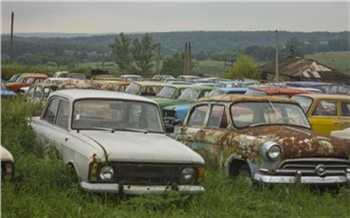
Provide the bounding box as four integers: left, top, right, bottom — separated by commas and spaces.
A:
2, 97, 350, 217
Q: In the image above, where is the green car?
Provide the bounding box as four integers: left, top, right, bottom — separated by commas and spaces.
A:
152, 84, 216, 116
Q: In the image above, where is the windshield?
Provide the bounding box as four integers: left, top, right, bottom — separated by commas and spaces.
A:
125, 83, 141, 95
72, 99, 164, 133
178, 88, 200, 101
245, 89, 267, 95
157, 86, 176, 98
1, 80, 6, 89
208, 89, 224, 96
230, 102, 310, 129
291, 96, 313, 113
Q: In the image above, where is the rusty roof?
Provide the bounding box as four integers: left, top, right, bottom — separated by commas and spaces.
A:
259, 57, 350, 83
197, 94, 298, 104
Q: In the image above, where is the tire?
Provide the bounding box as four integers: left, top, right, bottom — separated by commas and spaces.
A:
237, 164, 253, 185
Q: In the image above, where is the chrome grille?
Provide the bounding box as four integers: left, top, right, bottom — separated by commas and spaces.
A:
278, 158, 350, 176
111, 163, 184, 185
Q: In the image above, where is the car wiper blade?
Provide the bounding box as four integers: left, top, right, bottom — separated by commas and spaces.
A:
114, 127, 148, 134
89, 127, 116, 133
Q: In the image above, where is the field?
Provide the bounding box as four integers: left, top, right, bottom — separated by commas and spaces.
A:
2, 96, 350, 217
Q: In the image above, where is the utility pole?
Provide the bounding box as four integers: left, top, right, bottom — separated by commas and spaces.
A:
275, 30, 279, 83
156, 43, 161, 75
183, 42, 188, 75
187, 42, 192, 75
10, 11, 14, 64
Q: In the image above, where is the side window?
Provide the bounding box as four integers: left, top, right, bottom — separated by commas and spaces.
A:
27, 86, 35, 97
207, 105, 227, 129
341, 101, 350, 117
312, 100, 337, 116
43, 98, 60, 124
55, 100, 69, 129
187, 104, 208, 126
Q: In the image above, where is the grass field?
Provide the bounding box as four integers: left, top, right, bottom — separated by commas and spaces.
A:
2, 96, 350, 217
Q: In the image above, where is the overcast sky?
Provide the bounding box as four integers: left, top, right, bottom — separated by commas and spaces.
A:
1, 1, 349, 34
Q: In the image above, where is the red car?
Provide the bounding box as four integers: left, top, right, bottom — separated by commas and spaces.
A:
6, 74, 48, 93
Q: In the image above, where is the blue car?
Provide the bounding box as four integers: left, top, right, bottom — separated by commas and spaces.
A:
1, 79, 17, 97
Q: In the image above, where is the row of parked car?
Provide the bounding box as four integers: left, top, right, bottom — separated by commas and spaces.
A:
1, 72, 350, 197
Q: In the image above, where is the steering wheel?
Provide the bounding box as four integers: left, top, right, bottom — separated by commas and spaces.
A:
128, 122, 146, 128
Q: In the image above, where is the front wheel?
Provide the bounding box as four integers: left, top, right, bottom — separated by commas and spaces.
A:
236, 164, 253, 185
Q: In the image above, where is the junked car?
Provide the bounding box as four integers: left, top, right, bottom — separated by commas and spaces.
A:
1, 145, 14, 182
125, 81, 169, 97
170, 94, 350, 187
31, 89, 205, 195
291, 94, 350, 135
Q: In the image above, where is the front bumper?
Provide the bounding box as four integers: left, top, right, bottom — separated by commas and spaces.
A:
254, 168, 350, 185
81, 182, 205, 195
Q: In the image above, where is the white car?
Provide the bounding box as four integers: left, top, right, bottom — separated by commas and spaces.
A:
31, 89, 205, 195
1, 145, 14, 182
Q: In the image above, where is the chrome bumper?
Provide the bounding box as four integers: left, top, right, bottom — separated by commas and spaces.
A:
254, 168, 350, 185
81, 182, 205, 195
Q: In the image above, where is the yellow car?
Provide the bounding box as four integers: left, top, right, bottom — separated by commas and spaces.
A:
125, 81, 168, 97
291, 94, 350, 135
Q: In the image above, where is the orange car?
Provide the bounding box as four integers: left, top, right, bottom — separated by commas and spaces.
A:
6, 73, 48, 93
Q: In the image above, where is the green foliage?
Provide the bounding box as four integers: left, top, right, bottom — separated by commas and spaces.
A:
225, 55, 262, 80
109, 32, 133, 73
160, 52, 184, 77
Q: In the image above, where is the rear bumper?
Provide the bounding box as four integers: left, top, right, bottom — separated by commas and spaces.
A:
81, 182, 205, 195
254, 168, 350, 185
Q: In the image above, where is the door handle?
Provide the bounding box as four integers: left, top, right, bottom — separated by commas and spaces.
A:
333, 120, 340, 124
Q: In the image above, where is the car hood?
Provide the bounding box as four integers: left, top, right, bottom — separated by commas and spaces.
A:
239, 125, 350, 159
0, 89, 17, 96
81, 131, 204, 164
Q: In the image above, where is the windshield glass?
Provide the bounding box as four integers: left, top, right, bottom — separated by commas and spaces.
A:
157, 86, 176, 98
72, 99, 163, 133
178, 88, 200, 101
291, 96, 313, 113
230, 102, 310, 129
208, 89, 224, 96
125, 83, 141, 95
245, 89, 267, 95
1, 80, 6, 89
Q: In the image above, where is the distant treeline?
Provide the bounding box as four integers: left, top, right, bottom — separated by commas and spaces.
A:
1, 31, 349, 67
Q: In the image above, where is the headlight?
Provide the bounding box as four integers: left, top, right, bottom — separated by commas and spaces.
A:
264, 142, 282, 160
99, 166, 114, 181
180, 167, 196, 184
2, 162, 14, 181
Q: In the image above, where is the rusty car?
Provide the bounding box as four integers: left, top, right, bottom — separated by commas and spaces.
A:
170, 94, 350, 187
30, 89, 205, 195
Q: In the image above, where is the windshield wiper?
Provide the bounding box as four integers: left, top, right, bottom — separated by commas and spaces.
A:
115, 127, 148, 134
249, 122, 266, 127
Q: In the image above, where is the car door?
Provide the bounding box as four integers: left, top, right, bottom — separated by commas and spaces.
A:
192, 104, 229, 168
307, 99, 339, 135
339, 100, 350, 130
173, 103, 209, 148
37, 97, 70, 155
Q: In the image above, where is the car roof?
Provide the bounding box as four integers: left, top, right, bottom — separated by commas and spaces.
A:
131, 81, 169, 86
197, 94, 298, 104
50, 89, 157, 104
293, 93, 350, 100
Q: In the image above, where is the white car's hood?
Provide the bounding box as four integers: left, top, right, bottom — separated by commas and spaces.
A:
80, 131, 204, 164
1, 145, 14, 162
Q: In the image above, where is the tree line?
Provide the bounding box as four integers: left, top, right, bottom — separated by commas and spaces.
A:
1, 31, 349, 77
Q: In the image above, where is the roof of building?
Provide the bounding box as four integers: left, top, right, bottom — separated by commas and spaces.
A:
259, 56, 350, 83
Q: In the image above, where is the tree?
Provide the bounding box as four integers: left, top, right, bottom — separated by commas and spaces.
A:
224, 55, 261, 80
109, 32, 133, 73
160, 52, 183, 77
131, 34, 158, 77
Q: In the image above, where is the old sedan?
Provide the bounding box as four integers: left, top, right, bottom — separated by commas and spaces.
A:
31, 89, 205, 195
170, 94, 350, 187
